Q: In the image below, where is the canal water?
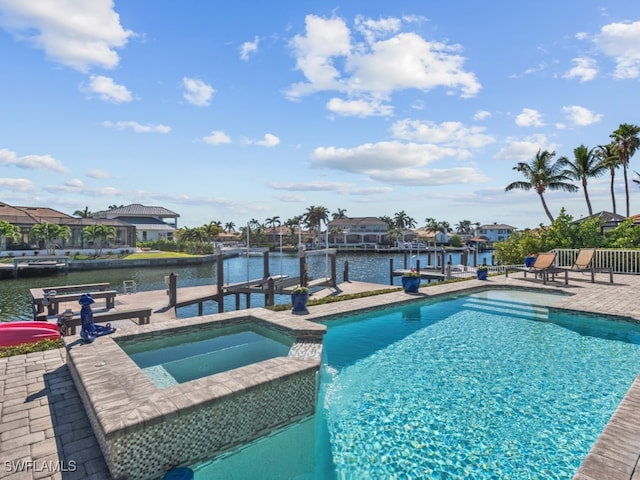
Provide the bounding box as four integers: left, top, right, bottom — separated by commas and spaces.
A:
0, 250, 493, 322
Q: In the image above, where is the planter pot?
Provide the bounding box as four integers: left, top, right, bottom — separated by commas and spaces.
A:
524, 256, 536, 268
401, 276, 421, 293
291, 292, 309, 314
477, 270, 488, 280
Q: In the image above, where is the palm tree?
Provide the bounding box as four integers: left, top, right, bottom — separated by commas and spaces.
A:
224, 221, 236, 233
393, 211, 416, 230
73, 206, 92, 218
505, 149, 578, 223
304, 205, 329, 247
81, 224, 115, 256
332, 208, 348, 220
30, 222, 71, 254
560, 145, 607, 216
202, 221, 221, 242
265, 216, 281, 230
0, 220, 22, 249
610, 123, 640, 217
595, 143, 620, 214
455, 220, 473, 235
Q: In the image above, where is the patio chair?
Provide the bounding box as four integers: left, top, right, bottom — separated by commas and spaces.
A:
506, 251, 568, 285
561, 248, 613, 283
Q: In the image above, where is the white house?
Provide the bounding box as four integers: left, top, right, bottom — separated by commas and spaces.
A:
93, 204, 179, 242
475, 223, 516, 243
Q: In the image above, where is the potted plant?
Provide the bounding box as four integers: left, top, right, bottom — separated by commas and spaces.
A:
291, 285, 309, 314
524, 254, 537, 268
476, 265, 489, 280
401, 270, 421, 293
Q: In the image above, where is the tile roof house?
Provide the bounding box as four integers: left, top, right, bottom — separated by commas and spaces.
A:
92, 204, 179, 242
0, 201, 136, 250
327, 217, 389, 246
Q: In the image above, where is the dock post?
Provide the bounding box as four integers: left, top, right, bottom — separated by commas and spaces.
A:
389, 258, 394, 285
266, 277, 275, 306
217, 253, 224, 313
168, 272, 177, 307
299, 256, 308, 287
330, 254, 337, 287
343, 260, 349, 282
263, 251, 270, 277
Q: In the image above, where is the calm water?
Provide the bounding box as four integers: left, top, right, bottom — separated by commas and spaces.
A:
190, 289, 640, 479
0, 250, 493, 321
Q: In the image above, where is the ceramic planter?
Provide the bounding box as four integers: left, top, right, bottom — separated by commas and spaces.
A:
291, 292, 309, 314
401, 276, 421, 293
477, 270, 488, 280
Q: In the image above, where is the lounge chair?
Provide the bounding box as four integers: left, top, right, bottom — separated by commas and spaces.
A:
561, 248, 613, 283
506, 251, 568, 285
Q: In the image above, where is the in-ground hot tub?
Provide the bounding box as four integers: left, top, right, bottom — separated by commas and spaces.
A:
118, 324, 294, 388
65, 309, 326, 480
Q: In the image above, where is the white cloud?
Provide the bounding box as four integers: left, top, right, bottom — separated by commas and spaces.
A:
494, 135, 556, 161
203, 131, 232, 145
561, 105, 602, 126
87, 169, 113, 179
367, 167, 486, 186
310, 141, 456, 174
563, 57, 598, 82
0, 148, 68, 173
391, 119, 495, 149
0, 177, 34, 191
515, 108, 545, 127
182, 77, 214, 106
103, 120, 171, 133
473, 110, 492, 121
240, 36, 259, 61
593, 20, 640, 79
84, 75, 132, 103
254, 133, 280, 147
326, 97, 393, 117
64, 178, 84, 188
0, 0, 133, 72
286, 14, 480, 112
267, 181, 392, 196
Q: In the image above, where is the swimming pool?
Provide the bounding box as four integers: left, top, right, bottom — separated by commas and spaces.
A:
190, 289, 640, 479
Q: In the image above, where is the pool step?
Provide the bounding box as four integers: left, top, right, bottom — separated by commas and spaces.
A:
462, 297, 549, 322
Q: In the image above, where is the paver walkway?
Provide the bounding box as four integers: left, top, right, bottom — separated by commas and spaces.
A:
2, 273, 640, 479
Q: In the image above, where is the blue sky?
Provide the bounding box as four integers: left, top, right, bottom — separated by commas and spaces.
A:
1, 1, 639, 230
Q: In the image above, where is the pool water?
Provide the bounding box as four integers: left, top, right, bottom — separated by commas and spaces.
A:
120, 326, 292, 388
189, 290, 640, 479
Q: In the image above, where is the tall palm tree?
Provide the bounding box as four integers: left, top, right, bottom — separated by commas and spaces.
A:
560, 144, 607, 216
393, 211, 416, 230
610, 123, 640, 217
304, 205, 329, 247
505, 149, 578, 224
595, 143, 620, 214
224, 221, 236, 233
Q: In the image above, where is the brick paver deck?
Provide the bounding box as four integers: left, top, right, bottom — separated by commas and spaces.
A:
1, 273, 640, 479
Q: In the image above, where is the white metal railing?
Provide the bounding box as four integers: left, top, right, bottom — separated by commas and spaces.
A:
554, 248, 640, 274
